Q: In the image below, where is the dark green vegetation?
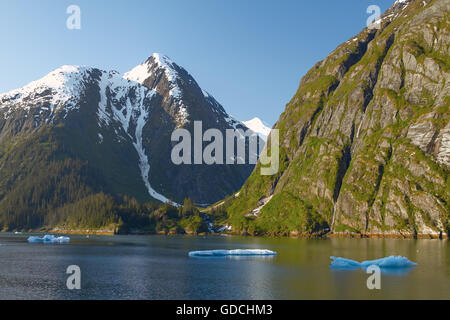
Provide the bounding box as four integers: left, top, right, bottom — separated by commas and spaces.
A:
0, 119, 208, 233
223, 0, 449, 237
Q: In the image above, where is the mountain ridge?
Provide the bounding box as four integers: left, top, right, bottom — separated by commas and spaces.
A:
224, 0, 449, 239
0, 53, 258, 230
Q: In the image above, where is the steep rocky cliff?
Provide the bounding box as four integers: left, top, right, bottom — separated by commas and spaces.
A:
227, 0, 449, 238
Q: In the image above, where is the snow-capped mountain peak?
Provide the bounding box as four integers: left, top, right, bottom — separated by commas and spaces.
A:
124, 53, 191, 125
124, 53, 183, 99
243, 117, 272, 141
0, 65, 93, 111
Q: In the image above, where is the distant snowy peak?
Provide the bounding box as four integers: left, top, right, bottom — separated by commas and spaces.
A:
243, 117, 272, 141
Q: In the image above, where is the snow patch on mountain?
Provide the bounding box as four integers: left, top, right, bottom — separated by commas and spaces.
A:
97, 70, 148, 131
131, 92, 177, 205
96, 70, 179, 205
122, 63, 149, 84
97, 71, 113, 126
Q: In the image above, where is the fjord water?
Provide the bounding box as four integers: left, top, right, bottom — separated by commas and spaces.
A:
0, 233, 448, 300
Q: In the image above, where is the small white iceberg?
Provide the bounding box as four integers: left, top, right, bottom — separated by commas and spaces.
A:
330, 255, 417, 269
27, 235, 70, 244
189, 249, 277, 257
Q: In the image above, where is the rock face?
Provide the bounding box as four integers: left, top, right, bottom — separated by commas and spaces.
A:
227, 0, 449, 238
122, 54, 255, 205
0, 54, 255, 229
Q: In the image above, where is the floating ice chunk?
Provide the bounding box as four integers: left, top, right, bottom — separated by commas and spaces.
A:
27, 235, 70, 243
360, 256, 417, 268
329, 257, 362, 269
330, 255, 417, 270
189, 249, 277, 257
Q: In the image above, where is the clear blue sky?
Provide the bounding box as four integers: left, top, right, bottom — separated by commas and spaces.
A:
0, 0, 395, 126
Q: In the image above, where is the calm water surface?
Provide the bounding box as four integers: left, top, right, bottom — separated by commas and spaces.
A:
0, 233, 448, 299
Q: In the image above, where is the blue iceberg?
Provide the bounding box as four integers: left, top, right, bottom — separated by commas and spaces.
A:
189, 249, 277, 257
330, 255, 417, 270
27, 235, 70, 244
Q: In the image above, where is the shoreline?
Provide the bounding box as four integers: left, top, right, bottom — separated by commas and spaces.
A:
326, 232, 448, 240
12, 229, 447, 240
